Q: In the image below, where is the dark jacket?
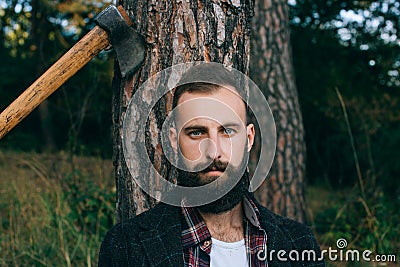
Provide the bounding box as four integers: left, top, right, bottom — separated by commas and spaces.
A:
99, 200, 326, 267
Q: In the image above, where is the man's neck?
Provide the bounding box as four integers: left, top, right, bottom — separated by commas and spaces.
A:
198, 202, 244, 243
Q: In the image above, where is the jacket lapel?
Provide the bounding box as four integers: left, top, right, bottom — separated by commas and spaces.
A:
136, 203, 184, 267
258, 204, 293, 267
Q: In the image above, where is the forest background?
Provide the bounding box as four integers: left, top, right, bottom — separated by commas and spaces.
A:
0, 0, 398, 266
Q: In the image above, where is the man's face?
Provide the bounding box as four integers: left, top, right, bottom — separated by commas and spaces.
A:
169, 86, 255, 197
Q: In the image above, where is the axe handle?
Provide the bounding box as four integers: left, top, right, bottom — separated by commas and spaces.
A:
0, 25, 109, 139
0, 6, 132, 140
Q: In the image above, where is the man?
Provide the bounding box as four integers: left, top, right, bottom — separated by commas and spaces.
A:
99, 64, 325, 267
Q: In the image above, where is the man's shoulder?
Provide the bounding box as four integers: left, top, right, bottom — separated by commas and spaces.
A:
252, 198, 325, 266
258, 204, 311, 235
253, 199, 321, 250
98, 203, 182, 267
108, 202, 180, 235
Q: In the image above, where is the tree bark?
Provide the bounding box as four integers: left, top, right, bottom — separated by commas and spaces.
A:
114, 0, 307, 223
250, 0, 307, 222
114, 0, 254, 223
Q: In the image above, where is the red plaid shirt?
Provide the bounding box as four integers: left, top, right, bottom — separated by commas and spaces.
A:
181, 195, 268, 267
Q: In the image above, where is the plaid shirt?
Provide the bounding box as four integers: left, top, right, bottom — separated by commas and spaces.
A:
181, 195, 268, 267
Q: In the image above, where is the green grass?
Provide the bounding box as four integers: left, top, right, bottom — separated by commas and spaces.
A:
0, 150, 115, 267
307, 185, 399, 267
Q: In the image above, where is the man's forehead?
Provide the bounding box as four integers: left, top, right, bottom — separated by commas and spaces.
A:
176, 85, 243, 104
174, 89, 247, 127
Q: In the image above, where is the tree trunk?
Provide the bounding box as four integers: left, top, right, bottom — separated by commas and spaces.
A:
114, 0, 254, 223
250, 0, 307, 222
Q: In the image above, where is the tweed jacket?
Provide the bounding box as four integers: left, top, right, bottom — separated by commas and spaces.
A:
99, 199, 326, 267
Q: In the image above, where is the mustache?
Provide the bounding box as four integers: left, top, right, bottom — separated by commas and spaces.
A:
193, 160, 228, 173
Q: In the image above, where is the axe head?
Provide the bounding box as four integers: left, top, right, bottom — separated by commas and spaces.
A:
95, 5, 145, 77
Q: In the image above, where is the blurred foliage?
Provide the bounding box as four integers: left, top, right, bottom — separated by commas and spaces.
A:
290, 0, 399, 259
290, 0, 400, 194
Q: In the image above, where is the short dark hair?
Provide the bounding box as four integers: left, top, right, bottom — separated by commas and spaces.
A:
172, 64, 249, 121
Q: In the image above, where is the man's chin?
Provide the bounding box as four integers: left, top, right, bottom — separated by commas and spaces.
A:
198, 193, 243, 214
197, 171, 249, 214
176, 163, 249, 213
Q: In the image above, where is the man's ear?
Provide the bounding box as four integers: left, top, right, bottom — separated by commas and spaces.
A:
246, 124, 255, 152
169, 127, 178, 153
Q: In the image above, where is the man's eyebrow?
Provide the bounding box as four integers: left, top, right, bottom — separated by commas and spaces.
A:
182, 125, 208, 132
220, 122, 242, 128
182, 123, 242, 132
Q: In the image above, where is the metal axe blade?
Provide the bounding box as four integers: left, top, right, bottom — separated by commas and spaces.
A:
96, 6, 145, 77
0, 5, 145, 140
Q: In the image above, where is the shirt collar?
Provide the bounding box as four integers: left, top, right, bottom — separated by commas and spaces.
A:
180, 194, 262, 249
242, 195, 262, 228
181, 202, 211, 249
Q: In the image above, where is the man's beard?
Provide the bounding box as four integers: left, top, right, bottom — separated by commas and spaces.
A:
177, 155, 249, 214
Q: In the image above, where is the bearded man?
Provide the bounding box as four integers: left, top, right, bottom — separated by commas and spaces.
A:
99, 64, 325, 267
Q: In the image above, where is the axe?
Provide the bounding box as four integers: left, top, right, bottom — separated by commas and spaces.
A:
0, 5, 145, 139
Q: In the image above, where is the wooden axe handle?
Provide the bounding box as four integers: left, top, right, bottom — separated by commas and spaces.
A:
0, 6, 131, 140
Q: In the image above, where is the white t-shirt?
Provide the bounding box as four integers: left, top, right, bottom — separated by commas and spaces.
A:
210, 237, 248, 267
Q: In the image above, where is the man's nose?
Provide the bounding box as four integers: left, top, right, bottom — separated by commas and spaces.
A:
202, 133, 221, 160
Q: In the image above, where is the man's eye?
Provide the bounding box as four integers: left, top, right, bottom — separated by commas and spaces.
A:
189, 130, 203, 137
223, 128, 235, 135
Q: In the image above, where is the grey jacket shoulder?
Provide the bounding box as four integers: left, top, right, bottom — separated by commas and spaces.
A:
99, 203, 183, 267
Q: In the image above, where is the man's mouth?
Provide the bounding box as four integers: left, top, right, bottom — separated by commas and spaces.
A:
202, 166, 225, 176
205, 170, 223, 176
